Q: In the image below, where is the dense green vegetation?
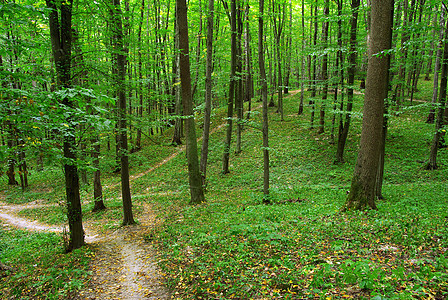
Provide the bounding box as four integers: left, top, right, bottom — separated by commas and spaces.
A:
1, 81, 447, 298
151, 90, 448, 299
1, 0, 447, 297
0, 228, 92, 299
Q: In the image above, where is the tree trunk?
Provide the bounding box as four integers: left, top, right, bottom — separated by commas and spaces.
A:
17, 139, 28, 190
427, 8, 445, 124
310, 5, 318, 129
394, 0, 410, 109
272, 2, 285, 121
259, 0, 269, 199
235, 4, 244, 154
335, 0, 359, 163
426, 13, 448, 170
177, 0, 206, 204
109, 0, 135, 225
6, 120, 18, 186
191, 0, 203, 100
46, 0, 84, 251
375, 101, 389, 200
330, 0, 344, 145
425, 8, 438, 81
343, 0, 393, 211
298, 0, 305, 115
222, 0, 237, 174
244, 4, 254, 120
136, 0, 145, 149
283, 0, 292, 95
92, 136, 106, 212
172, 11, 183, 146
200, 0, 214, 187
318, 0, 329, 135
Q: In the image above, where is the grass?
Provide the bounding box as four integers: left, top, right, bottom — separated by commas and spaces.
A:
0, 75, 447, 299
146, 82, 448, 299
0, 227, 92, 299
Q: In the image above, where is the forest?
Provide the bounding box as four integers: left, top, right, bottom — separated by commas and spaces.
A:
0, 0, 447, 298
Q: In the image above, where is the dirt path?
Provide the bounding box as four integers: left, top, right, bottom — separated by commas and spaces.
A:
0, 201, 61, 233
0, 199, 169, 299
0, 94, 304, 299
80, 203, 169, 300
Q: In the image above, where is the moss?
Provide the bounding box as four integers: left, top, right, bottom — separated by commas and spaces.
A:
342, 176, 377, 211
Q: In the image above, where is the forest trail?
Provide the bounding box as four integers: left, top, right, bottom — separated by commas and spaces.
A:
123, 121, 227, 187
0, 198, 169, 299
80, 202, 169, 300
121, 89, 306, 187
0, 89, 308, 299
0, 200, 61, 233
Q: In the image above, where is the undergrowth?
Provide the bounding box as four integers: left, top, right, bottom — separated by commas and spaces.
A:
0, 227, 92, 299
0, 76, 447, 299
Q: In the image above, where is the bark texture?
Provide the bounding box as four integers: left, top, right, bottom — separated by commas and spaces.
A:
200, 0, 214, 187
343, 0, 393, 211
177, 0, 205, 204
222, 0, 237, 174
110, 0, 135, 225
259, 0, 269, 198
46, 0, 84, 250
335, 0, 359, 163
426, 13, 448, 170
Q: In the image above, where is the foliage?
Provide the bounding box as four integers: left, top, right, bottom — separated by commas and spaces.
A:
0, 227, 92, 299
146, 91, 448, 299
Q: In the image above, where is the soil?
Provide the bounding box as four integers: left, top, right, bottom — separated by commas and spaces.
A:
79, 203, 170, 300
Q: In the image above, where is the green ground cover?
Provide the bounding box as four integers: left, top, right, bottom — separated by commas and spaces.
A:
0, 227, 92, 299
0, 77, 447, 299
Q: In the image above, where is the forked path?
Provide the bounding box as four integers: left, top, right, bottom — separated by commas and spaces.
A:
0, 94, 304, 298
0, 198, 169, 299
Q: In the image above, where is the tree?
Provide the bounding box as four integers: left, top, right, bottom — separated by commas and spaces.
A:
309, 5, 318, 129
222, 0, 237, 174
200, 0, 214, 187
259, 0, 270, 199
135, 0, 145, 150
297, 0, 305, 115
342, 0, 393, 211
335, 0, 360, 163
317, 0, 329, 135
427, 8, 445, 124
109, 0, 135, 225
91, 135, 106, 212
46, 0, 84, 250
177, 0, 206, 204
271, 0, 286, 122
426, 9, 448, 170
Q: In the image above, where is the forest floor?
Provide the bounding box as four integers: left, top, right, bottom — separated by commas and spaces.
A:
0, 95, 244, 299
1, 85, 447, 299
0, 197, 170, 299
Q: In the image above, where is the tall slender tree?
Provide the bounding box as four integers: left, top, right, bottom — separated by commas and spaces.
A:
259, 0, 269, 199
426, 10, 448, 170
200, 0, 214, 187
177, 0, 206, 204
335, 0, 359, 163
222, 0, 237, 174
343, 0, 393, 211
427, 8, 445, 124
271, 0, 285, 121
109, 0, 135, 225
318, 0, 329, 134
46, 0, 84, 250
